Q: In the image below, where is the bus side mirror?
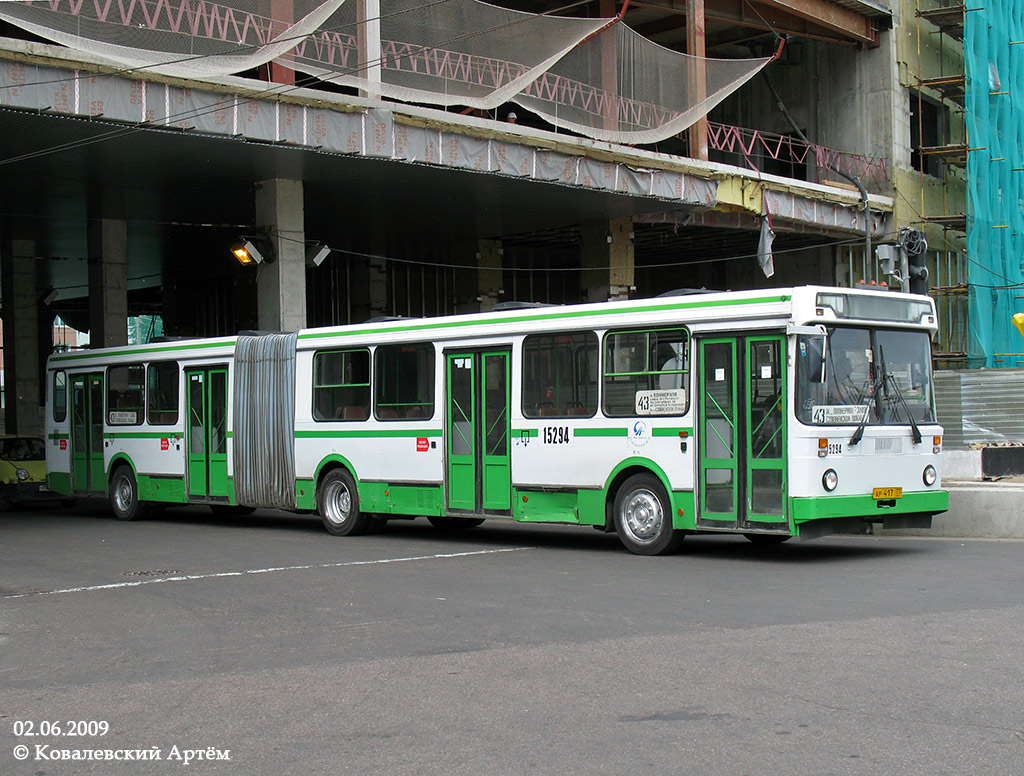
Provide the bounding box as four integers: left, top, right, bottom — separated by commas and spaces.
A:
805, 336, 826, 383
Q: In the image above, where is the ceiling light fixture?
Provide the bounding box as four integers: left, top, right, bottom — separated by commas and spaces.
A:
231, 234, 275, 266
307, 244, 332, 267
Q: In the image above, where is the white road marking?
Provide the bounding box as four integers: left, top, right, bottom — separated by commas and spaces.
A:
3, 547, 536, 599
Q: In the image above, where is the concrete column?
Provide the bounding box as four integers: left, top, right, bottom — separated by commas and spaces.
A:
255, 179, 306, 332
454, 239, 503, 313
581, 217, 634, 302
1, 236, 43, 435
88, 218, 128, 348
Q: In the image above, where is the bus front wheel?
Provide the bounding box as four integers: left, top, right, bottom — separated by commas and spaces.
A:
110, 466, 149, 521
613, 474, 684, 556
317, 469, 369, 536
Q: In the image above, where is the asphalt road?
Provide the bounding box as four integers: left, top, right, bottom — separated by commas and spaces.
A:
1, 502, 1022, 776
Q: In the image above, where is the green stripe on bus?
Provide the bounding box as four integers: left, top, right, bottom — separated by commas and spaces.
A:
514, 427, 689, 438
48, 432, 69, 440
295, 429, 443, 439
49, 338, 236, 363
297, 295, 791, 342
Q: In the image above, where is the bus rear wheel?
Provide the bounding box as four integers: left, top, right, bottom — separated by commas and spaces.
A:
613, 474, 683, 556
317, 469, 369, 536
110, 466, 149, 521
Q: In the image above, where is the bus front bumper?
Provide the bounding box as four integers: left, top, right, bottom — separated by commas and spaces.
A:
790, 489, 949, 537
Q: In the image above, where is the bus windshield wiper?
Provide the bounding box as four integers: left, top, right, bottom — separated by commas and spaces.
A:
882, 373, 923, 445
849, 401, 871, 446
848, 374, 878, 447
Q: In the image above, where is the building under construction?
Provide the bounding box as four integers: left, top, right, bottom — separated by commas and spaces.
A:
0, 1, 1019, 436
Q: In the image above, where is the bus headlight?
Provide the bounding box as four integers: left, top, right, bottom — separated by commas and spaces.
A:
16, 468, 29, 481
822, 469, 838, 492
923, 465, 937, 487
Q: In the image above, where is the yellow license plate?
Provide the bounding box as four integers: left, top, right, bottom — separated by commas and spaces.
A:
872, 487, 903, 499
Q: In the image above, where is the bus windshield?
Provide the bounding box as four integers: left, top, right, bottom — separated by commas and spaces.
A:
796, 326, 935, 426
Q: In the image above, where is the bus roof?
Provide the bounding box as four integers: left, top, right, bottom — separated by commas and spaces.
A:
46, 286, 937, 367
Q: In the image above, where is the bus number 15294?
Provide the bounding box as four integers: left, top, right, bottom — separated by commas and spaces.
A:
542, 426, 571, 445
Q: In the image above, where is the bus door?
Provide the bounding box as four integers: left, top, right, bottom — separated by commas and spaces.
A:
185, 366, 230, 501
697, 335, 787, 529
445, 349, 511, 515
70, 372, 105, 493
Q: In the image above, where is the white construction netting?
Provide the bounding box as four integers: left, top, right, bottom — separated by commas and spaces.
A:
0, 0, 772, 144
0, 1, 349, 79
291, 0, 606, 109
515, 23, 773, 145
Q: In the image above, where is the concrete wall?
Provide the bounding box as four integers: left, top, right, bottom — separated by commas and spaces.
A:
711, 34, 897, 197
815, 33, 898, 180
879, 483, 1024, 538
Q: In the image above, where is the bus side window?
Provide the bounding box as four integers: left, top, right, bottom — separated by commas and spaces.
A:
521, 331, 597, 418
52, 370, 67, 422
375, 343, 434, 420
603, 327, 688, 417
147, 361, 180, 425
313, 349, 370, 422
107, 364, 145, 425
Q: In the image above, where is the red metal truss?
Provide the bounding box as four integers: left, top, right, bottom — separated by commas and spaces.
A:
706, 122, 890, 183
35, 1, 281, 43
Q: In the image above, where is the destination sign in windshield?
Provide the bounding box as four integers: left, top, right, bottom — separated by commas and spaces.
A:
811, 405, 870, 425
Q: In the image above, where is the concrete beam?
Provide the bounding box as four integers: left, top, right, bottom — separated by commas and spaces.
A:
630, 0, 879, 45
758, 0, 878, 46
0, 51, 891, 237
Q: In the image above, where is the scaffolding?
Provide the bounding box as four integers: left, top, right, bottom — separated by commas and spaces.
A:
913, 2, 969, 368
913, 3, 1024, 368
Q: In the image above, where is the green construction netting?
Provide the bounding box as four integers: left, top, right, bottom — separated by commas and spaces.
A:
966, 5, 1024, 367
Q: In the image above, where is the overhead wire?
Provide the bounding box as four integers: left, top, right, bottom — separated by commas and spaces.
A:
271, 227, 902, 273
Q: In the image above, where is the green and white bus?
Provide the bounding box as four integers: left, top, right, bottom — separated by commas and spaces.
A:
44, 285, 949, 554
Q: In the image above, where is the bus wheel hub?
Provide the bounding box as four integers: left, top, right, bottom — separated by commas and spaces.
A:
624, 491, 662, 540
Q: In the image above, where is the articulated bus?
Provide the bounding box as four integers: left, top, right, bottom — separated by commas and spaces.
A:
44, 286, 948, 555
